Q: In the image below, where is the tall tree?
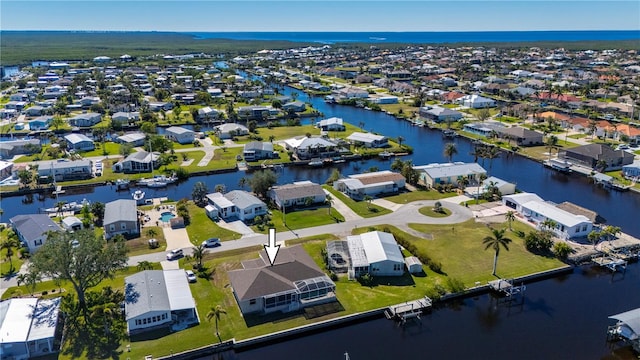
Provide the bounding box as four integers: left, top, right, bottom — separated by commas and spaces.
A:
29, 229, 128, 319
206, 305, 227, 342
192, 181, 209, 207
546, 135, 559, 160
326, 193, 334, 216
483, 228, 512, 276
505, 211, 516, 231
90, 201, 105, 225
1, 231, 20, 273
248, 170, 278, 199
443, 142, 458, 162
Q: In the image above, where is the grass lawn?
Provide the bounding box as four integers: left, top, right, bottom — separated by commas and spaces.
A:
184, 203, 242, 245
126, 226, 167, 257
377, 103, 419, 117
253, 206, 345, 233
323, 185, 392, 217
406, 220, 565, 286
518, 141, 580, 161
419, 206, 451, 217
0, 229, 25, 277
79, 142, 120, 157
384, 189, 458, 203
234, 125, 321, 144
568, 133, 588, 139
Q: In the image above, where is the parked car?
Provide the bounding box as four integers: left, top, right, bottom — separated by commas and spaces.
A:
202, 238, 221, 248
166, 248, 184, 260
185, 270, 197, 283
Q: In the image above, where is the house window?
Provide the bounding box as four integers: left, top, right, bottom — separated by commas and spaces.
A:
250, 299, 256, 305
34, 239, 43, 246
143, 318, 147, 325
121, 223, 127, 230
582, 225, 588, 232
110, 225, 115, 231
162, 314, 167, 320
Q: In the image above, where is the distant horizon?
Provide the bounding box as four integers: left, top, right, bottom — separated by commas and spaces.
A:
3, 29, 640, 33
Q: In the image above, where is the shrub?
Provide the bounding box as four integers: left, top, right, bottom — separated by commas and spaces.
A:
357, 273, 374, 287
329, 272, 338, 281
446, 277, 465, 293
524, 231, 553, 253
553, 242, 573, 259
41, 291, 48, 296
428, 261, 443, 274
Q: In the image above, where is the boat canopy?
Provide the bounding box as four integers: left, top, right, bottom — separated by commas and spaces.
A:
609, 308, 640, 340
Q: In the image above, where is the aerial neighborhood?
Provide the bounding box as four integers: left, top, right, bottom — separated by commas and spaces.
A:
1, 37, 640, 359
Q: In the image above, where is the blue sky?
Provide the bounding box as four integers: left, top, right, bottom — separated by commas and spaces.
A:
1, 1, 639, 32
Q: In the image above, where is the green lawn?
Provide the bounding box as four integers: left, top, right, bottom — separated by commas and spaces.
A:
233, 125, 321, 144
79, 142, 120, 157
384, 189, 457, 203
419, 206, 451, 218
323, 185, 392, 217
0, 229, 25, 277
406, 220, 565, 285
184, 203, 242, 245
125, 226, 167, 257
253, 206, 345, 233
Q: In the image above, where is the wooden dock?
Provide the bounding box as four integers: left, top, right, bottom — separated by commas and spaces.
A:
384, 296, 432, 324
52, 185, 65, 195
488, 279, 526, 297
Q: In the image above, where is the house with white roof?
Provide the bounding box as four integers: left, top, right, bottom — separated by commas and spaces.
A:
64, 133, 95, 151
282, 136, 338, 160
111, 111, 140, 125
316, 117, 345, 131
124, 270, 198, 335
268, 181, 326, 209
164, 126, 195, 144
346, 231, 404, 278
115, 132, 146, 147
333, 170, 405, 200
206, 190, 266, 222
502, 193, 545, 213
346, 132, 388, 148
112, 151, 158, 173
243, 141, 276, 161
456, 94, 496, 108
10, 214, 61, 253
0, 297, 62, 358
196, 107, 221, 122
69, 112, 102, 127
419, 106, 463, 123
413, 162, 487, 189
520, 201, 593, 239
38, 160, 93, 181
214, 123, 249, 139
103, 199, 139, 239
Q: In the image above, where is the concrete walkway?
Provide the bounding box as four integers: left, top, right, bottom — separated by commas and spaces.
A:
441, 194, 473, 204
163, 227, 193, 251
217, 218, 256, 237
370, 198, 403, 211
325, 189, 361, 222
196, 138, 215, 167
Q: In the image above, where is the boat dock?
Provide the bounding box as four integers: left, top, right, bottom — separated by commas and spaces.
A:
488, 278, 526, 298
592, 254, 628, 272
384, 296, 432, 324
52, 185, 65, 195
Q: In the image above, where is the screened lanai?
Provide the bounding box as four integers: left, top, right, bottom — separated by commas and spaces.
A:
326, 240, 351, 273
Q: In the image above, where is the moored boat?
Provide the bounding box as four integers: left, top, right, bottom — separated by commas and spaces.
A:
132, 190, 146, 205
115, 178, 130, 190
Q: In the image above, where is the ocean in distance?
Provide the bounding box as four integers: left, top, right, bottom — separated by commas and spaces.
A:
189, 30, 640, 44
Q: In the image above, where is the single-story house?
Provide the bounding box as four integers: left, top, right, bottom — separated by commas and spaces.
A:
282, 136, 338, 160
25, 106, 46, 117
0, 297, 63, 359
317, 117, 346, 131
456, 94, 496, 108
371, 96, 399, 104
495, 126, 544, 146
206, 190, 266, 222
237, 106, 270, 120
10, 214, 61, 252
28, 116, 53, 131
333, 170, 405, 200
116, 132, 146, 147
112, 151, 158, 173
38, 160, 93, 181
558, 144, 635, 171
103, 199, 139, 239
346, 231, 404, 278
282, 101, 306, 113
69, 112, 102, 127
64, 133, 95, 151
242, 141, 277, 161
124, 270, 198, 335
336, 87, 369, 99
268, 181, 326, 209
148, 101, 173, 111
520, 200, 593, 239
228, 245, 337, 315
413, 162, 487, 189
346, 132, 388, 148
0, 139, 41, 158
165, 126, 195, 144
214, 123, 249, 139
502, 193, 545, 213
111, 112, 140, 124
419, 106, 463, 123
196, 107, 221, 122
465, 176, 516, 198
463, 122, 504, 137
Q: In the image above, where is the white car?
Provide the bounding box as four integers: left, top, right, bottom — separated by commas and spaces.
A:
166, 248, 183, 260
202, 238, 221, 248
185, 270, 196, 283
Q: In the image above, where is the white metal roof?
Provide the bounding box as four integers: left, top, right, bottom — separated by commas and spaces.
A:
164, 269, 197, 311
27, 298, 61, 342
414, 162, 487, 179
521, 201, 591, 227
0, 297, 38, 343
347, 132, 385, 143
610, 308, 640, 340
502, 192, 544, 206
347, 231, 403, 267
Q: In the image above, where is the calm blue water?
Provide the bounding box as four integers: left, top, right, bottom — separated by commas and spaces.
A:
189, 30, 640, 44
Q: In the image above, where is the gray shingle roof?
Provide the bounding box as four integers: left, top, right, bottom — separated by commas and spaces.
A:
270, 182, 325, 202
104, 199, 137, 226
10, 214, 61, 242
224, 190, 265, 210
244, 141, 273, 152
124, 270, 170, 320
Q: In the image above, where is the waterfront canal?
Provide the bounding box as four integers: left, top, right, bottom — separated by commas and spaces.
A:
2, 86, 639, 238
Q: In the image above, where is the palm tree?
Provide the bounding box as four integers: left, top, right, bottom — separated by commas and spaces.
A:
483, 228, 512, 276
238, 177, 248, 190
397, 135, 405, 148
363, 195, 373, 210
456, 177, 469, 193
476, 173, 487, 204
484, 146, 500, 172
137, 261, 154, 271
206, 305, 227, 342
55, 201, 67, 219
546, 135, 559, 160
541, 219, 558, 233
326, 194, 334, 216
192, 244, 206, 270
146, 228, 158, 238
443, 142, 458, 162
596, 159, 608, 172
1, 234, 20, 273
505, 211, 516, 231
268, 135, 276, 143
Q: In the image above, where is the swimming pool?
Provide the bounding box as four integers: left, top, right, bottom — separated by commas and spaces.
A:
160, 212, 176, 222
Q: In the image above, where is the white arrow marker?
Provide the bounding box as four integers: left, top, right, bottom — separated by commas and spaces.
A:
264, 228, 280, 266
